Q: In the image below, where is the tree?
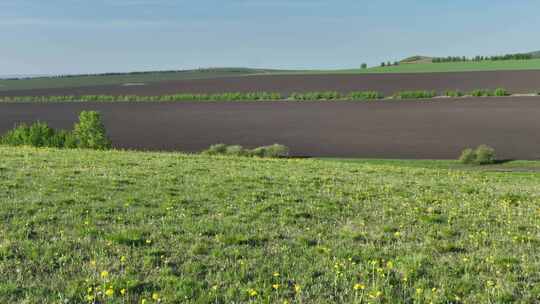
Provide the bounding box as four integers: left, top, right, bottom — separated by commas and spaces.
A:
73, 111, 111, 150
381, 62, 386, 67
361, 63, 367, 69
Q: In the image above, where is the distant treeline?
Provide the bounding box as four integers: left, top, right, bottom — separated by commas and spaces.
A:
432, 53, 534, 63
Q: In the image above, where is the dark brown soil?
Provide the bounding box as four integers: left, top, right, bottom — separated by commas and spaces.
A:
2, 70, 540, 97
1, 97, 540, 159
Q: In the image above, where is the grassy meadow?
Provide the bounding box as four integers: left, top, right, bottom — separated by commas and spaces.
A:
358, 59, 540, 74
2, 146, 540, 303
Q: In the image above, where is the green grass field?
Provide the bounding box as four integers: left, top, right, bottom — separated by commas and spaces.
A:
2, 146, 540, 303
358, 59, 540, 74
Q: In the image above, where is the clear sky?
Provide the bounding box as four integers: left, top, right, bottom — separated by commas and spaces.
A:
1, 0, 539, 75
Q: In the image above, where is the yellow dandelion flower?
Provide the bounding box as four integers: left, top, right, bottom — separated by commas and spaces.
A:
294, 284, 301, 293
86, 294, 95, 301
273, 272, 280, 277
386, 261, 394, 269
152, 293, 160, 301
141, 299, 147, 304
90, 260, 97, 267
100, 270, 109, 278
353, 283, 365, 290
416, 288, 423, 294
87, 287, 93, 293
105, 288, 114, 297
120, 288, 127, 296
248, 289, 258, 297
146, 239, 152, 244
120, 256, 127, 263
272, 284, 280, 290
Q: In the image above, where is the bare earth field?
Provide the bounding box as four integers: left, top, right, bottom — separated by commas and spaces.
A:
2, 70, 540, 97
1, 97, 540, 159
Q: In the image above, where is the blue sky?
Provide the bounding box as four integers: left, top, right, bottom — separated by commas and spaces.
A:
1, 0, 539, 75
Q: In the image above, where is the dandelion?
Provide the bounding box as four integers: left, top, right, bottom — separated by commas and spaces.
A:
90, 260, 97, 267
353, 283, 365, 290
120, 256, 127, 263
248, 289, 258, 297
142, 299, 147, 304
294, 284, 301, 294
272, 284, 280, 290
105, 288, 114, 297
146, 239, 152, 244
386, 261, 394, 269
416, 288, 423, 294
273, 272, 280, 277
369, 291, 382, 299
120, 288, 127, 296
486, 280, 495, 287
86, 294, 95, 301
152, 293, 160, 301
100, 270, 109, 279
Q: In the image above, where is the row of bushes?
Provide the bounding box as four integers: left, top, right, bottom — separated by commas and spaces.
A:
202, 144, 289, 158
289, 91, 383, 101
433, 53, 533, 63
0, 88, 517, 103
0, 111, 111, 150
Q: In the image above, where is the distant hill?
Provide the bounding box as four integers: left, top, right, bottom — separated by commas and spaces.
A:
400, 50, 540, 65
399, 56, 433, 64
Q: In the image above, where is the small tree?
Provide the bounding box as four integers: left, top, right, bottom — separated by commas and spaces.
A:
73, 111, 111, 150
381, 62, 386, 67
361, 63, 367, 69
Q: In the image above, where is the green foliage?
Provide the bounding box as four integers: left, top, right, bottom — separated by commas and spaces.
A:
445, 90, 464, 97
73, 111, 111, 150
459, 148, 476, 164
470, 89, 493, 97
459, 145, 496, 165
394, 90, 436, 99
348, 91, 383, 100
202, 143, 228, 155
494, 88, 509, 96
203, 143, 290, 158
361, 63, 367, 69
289, 91, 342, 101
0, 122, 75, 148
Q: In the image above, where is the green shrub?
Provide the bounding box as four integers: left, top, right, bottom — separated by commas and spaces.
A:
250, 144, 289, 158
445, 90, 464, 97
1, 122, 59, 147
224, 145, 246, 156
202, 143, 290, 158
494, 88, 508, 96
471, 89, 492, 97
459, 145, 496, 165
73, 111, 111, 150
202, 143, 228, 155
459, 148, 476, 164
348, 91, 383, 100
394, 91, 436, 99
475, 145, 496, 165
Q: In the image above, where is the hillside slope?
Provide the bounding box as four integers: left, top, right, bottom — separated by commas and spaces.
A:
2, 146, 540, 302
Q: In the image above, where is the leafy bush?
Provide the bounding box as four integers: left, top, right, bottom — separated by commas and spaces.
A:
475, 145, 496, 165
445, 90, 464, 97
471, 89, 493, 97
250, 144, 289, 158
202, 144, 289, 158
494, 88, 508, 96
73, 111, 111, 150
225, 145, 247, 156
459, 145, 496, 165
1, 111, 112, 150
348, 91, 383, 100
202, 143, 228, 155
2, 122, 58, 147
290, 91, 342, 101
394, 91, 436, 99
459, 148, 476, 164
